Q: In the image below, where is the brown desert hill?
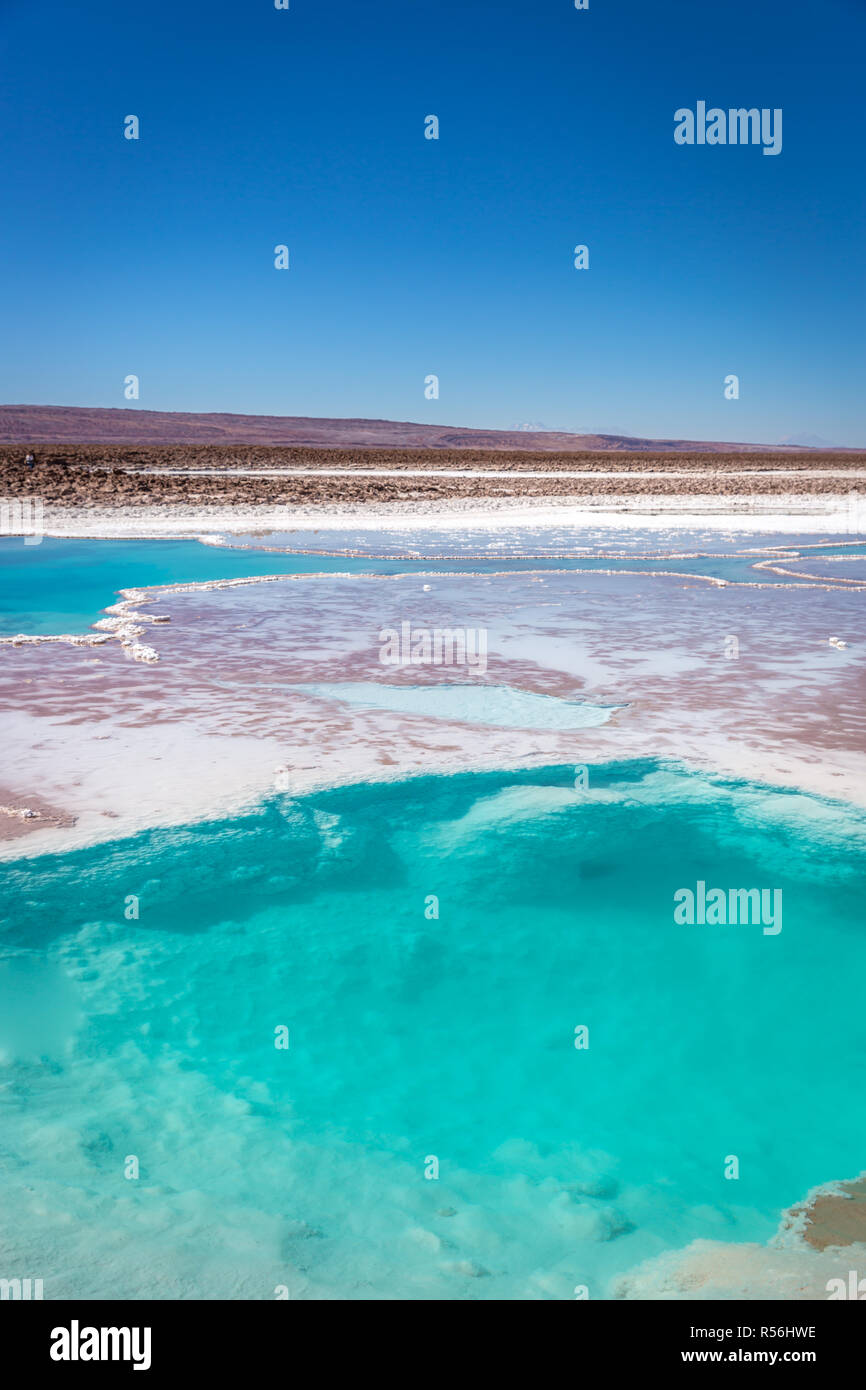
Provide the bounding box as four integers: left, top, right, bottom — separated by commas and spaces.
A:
0, 404, 851, 454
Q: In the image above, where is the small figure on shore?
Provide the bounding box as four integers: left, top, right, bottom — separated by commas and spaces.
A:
24, 451, 35, 470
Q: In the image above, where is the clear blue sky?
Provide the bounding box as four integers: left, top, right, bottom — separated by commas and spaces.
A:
1, 0, 864, 444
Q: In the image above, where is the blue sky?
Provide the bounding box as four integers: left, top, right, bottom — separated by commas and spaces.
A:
1, 0, 864, 444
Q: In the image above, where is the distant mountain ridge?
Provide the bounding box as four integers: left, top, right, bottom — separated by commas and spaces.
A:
777, 433, 838, 449
0, 405, 854, 453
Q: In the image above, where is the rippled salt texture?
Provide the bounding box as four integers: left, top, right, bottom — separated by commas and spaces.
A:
2, 557, 864, 852
1, 763, 865, 1299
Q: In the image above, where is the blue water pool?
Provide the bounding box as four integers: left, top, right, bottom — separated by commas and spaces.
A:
1, 761, 863, 1298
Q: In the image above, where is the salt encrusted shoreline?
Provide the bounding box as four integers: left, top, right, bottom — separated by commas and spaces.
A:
2, 556, 863, 663
1, 595, 164, 663
10, 489, 866, 538
1, 508, 863, 842
2, 514, 865, 663
2, 564, 864, 856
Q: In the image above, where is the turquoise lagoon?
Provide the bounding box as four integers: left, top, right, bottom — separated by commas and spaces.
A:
1, 761, 865, 1299
3, 536, 864, 636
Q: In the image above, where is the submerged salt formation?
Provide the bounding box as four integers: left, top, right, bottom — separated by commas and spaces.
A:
1, 590, 167, 663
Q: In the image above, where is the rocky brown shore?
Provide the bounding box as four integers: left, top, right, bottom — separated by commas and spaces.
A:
2, 445, 863, 510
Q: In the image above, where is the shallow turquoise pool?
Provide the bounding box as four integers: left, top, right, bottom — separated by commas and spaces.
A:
1, 761, 863, 1298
